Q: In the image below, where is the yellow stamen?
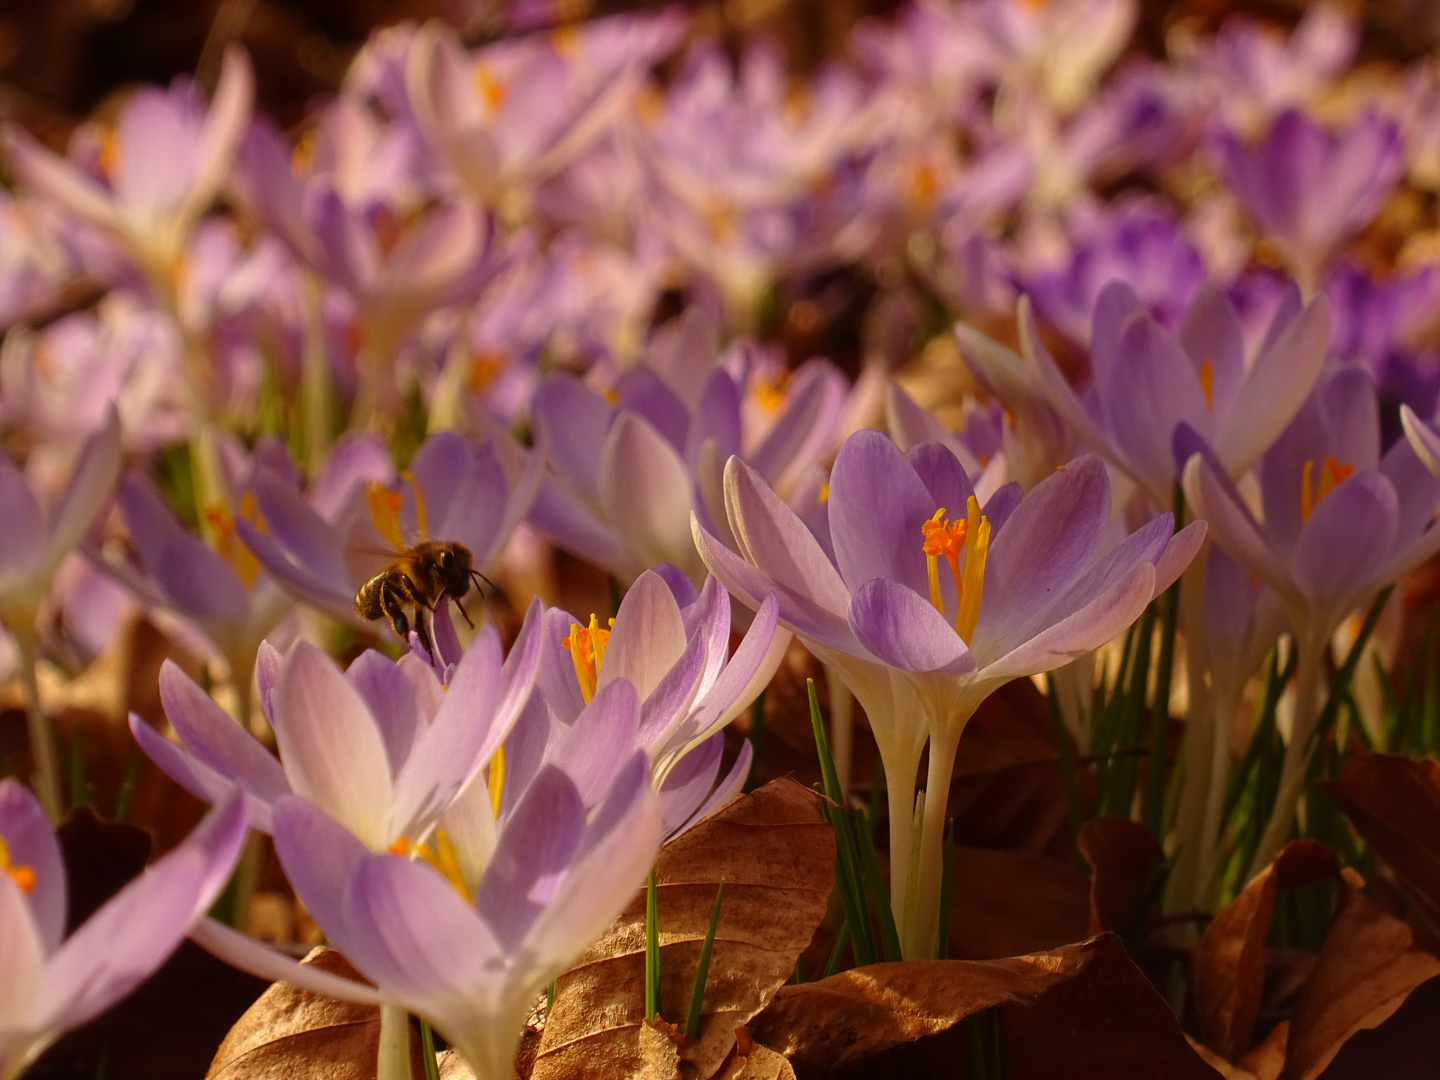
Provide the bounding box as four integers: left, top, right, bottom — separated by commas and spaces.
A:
367, 482, 406, 550
909, 161, 939, 212
487, 745, 505, 818
818, 482, 830, 504
473, 64, 507, 115
1299, 456, 1355, 523
751, 371, 790, 414
292, 129, 318, 175
467, 352, 505, 396
97, 128, 120, 179
956, 496, 989, 644
204, 493, 265, 590
0, 835, 35, 894
1199, 360, 1214, 410
704, 198, 735, 244
366, 472, 430, 550
391, 831, 471, 900
920, 507, 965, 618
562, 614, 612, 704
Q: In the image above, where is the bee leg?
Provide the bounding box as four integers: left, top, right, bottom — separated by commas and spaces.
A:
380, 582, 410, 639
414, 607, 435, 661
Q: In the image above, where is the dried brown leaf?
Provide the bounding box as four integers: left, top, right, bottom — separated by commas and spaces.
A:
532, 778, 834, 1080
1281, 870, 1440, 1080
750, 933, 1222, 1078
1078, 815, 1165, 937
1189, 1035, 1258, 1079
1327, 753, 1440, 930
206, 947, 424, 1079
1238, 1022, 1288, 1080
1194, 841, 1340, 1062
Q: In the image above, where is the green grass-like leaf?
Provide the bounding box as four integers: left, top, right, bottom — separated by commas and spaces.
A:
684, 879, 726, 1040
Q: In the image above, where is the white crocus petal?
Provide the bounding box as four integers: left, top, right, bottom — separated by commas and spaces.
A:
598, 413, 700, 578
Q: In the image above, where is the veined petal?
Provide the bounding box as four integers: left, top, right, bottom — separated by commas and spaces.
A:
1401, 405, 1440, 481
598, 412, 699, 576
547, 680, 642, 809
828, 430, 933, 596
1291, 470, 1399, 619
271, 794, 373, 942
848, 577, 976, 676
601, 569, 687, 700
129, 713, 275, 833
274, 642, 394, 850
656, 732, 722, 838
1182, 452, 1294, 601
667, 738, 751, 840
189, 917, 385, 1005
159, 660, 288, 800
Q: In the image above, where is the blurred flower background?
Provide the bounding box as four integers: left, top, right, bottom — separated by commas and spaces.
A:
5, 0, 1440, 1077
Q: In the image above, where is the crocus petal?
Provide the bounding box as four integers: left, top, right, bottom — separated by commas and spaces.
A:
495, 597, 544, 732
673, 593, 781, 752
848, 577, 976, 676
904, 442, 977, 524
474, 765, 586, 947
36, 790, 246, 1033
828, 430, 933, 597
129, 712, 275, 832
1291, 471, 1399, 618
342, 854, 506, 1015
344, 650, 429, 777
1401, 405, 1440, 481
0, 459, 47, 578
389, 630, 505, 842
159, 660, 289, 799
977, 456, 1110, 642
270, 794, 374, 940
182, 46, 254, 227
0, 778, 66, 954
668, 739, 751, 840
978, 563, 1156, 684
597, 412, 699, 576
601, 570, 687, 700
531, 375, 612, 497
656, 732, 723, 837
517, 753, 659, 972
189, 916, 385, 1005
1182, 452, 1294, 600
47, 409, 123, 574
3, 125, 122, 233
547, 680, 642, 809
0, 873, 44, 1031
1152, 520, 1207, 598
1215, 295, 1329, 477
274, 642, 394, 850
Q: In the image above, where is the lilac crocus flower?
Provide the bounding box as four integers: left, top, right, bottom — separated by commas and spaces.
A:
1184, 367, 1440, 874
529, 318, 847, 582
0, 781, 245, 1080
405, 15, 681, 226
238, 430, 542, 632
695, 431, 1203, 957
1214, 108, 1403, 288
960, 279, 1330, 509
507, 568, 783, 839
130, 598, 541, 846
201, 745, 659, 1080
2, 49, 252, 291
0, 411, 122, 819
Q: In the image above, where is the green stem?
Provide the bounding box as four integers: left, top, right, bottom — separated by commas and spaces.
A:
419, 1018, 440, 1080
644, 870, 660, 1020
907, 723, 962, 960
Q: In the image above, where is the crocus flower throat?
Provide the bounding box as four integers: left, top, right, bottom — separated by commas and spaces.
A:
203, 492, 265, 589
1299, 456, 1354, 522
366, 470, 429, 549
0, 832, 36, 894
921, 496, 990, 643
389, 830, 473, 901
563, 615, 612, 703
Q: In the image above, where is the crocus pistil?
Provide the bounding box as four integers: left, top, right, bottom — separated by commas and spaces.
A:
1299, 455, 1354, 522
919, 496, 990, 642
562, 615, 611, 703
0, 833, 35, 893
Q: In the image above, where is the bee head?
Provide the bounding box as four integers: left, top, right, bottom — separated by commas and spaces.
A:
437, 543, 475, 598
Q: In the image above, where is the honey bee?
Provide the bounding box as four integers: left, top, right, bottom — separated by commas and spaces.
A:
353, 540, 490, 657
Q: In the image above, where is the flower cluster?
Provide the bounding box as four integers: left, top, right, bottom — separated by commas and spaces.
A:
2, 1, 1440, 1076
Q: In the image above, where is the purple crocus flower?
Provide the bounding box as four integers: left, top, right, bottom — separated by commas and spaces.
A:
529, 318, 847, 582
1021, 197, 1208, 347
238, 431, 542, 632
2, 49, 252, 290
694, 431, 1203, 957
131, 595, 540, 850
506, 568, 782, 839
0, 780, 245, 1079
961, 279, 1330, 509
1184, 367, 1440, 874
1213, 108, 1403, 288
